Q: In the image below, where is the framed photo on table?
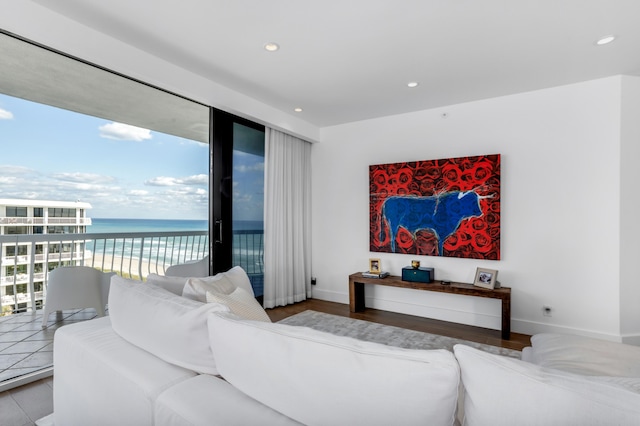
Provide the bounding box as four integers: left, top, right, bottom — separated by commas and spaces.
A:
474, 267, 498, 289
369, 258, 381, 274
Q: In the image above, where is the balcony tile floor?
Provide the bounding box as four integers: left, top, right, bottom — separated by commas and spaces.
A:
0, 309, 98, 384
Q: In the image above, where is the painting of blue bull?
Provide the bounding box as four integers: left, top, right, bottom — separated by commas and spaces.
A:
381, 191, 483, 255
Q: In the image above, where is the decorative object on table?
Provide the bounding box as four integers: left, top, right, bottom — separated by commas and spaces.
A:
402, 266, 434, 283
362, 270, 390, 279
411, 260, 420, 269
369, 154, 501, 259
473, 267, 498, 289
369, 258, 381, 274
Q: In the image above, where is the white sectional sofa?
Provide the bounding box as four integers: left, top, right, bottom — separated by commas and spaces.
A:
48, 268, 461, 426
45, 267, 640, 426
454, 340, 640, 425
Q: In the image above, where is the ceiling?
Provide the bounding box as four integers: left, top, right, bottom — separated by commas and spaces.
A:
32, 0, 640, 128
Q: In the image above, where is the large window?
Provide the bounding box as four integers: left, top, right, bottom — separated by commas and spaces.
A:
48, 208, 76, 218
1, 31, 267, 297
0, 31, 212, 327
6, 226, 28, 234
0, 31, 210, 222
6, 245, 28, 257
0, 28, 268, 389
6, 207, 27, 217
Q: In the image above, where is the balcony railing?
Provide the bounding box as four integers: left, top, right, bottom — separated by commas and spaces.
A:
0, 217, 92, 225
0, 228, 264, 315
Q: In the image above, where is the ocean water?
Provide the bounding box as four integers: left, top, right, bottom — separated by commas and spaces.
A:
90, 218, 208, 233
89, 218, 263, 233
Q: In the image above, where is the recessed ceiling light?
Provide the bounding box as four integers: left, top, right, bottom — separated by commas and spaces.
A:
595, 35, 616, 46
294, 107, 303, 113
264, 42, 280, 52
407, 82, 419, 88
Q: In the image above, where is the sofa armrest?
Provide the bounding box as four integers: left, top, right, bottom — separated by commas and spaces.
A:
54, 317, 196, 426
528, 333, 640, 376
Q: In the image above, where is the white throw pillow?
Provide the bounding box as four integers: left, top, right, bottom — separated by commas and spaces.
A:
529, 333, 640, 377
182, 266, 255, 301
208, 312, 460, 426
221, 266, 255, 297
108, 275, 229, 375
145, 273, 188, 295
454, 344, 640, 426
182, 275, 235, 302
206, 288, 271, 322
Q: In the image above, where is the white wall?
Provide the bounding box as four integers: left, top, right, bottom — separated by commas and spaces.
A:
619, 76, 640, 345
312, 76, 630, 341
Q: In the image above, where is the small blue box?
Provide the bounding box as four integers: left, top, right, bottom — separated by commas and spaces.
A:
402, 266, 433, 283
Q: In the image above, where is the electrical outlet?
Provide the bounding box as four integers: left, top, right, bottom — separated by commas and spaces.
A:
311, 277, 317, 285
542, 305, 552, 317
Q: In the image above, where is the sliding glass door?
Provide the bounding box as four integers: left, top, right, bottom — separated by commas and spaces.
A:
210, 111, 265, 297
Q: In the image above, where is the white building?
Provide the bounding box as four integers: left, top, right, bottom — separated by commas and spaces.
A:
0, 199, 91, 315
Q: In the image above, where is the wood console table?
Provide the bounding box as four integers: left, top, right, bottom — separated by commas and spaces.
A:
349, 272, 512, 340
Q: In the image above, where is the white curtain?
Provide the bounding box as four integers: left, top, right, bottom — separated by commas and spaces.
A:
263, 128, 312, 308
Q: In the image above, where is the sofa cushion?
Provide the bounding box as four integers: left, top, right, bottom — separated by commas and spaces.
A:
182, 266, 255, 302
109, 275, 228, 374
454, 344, 640, 426
155, 374, 302, 426
54, 316, 197, 426
208, 312, 460, 426
205, 287, 271, 322
528, 333, 640, 376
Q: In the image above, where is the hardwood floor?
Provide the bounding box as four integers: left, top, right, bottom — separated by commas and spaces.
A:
0, 298, 531, 424
266, 299, 531, 351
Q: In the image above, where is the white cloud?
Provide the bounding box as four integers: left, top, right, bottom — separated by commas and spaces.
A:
0, 165, 33, 175
0, 108, 14, 120
180, 174, 208, 185
99, 122, 152, 141
145, 174, 208, 187
51, 172, 116, 184
0, 176, 18, 184
145, 176, 179, 186
128, 189, 149, 196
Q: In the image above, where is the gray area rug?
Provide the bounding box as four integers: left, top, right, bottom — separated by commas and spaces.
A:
279, 310, 521, 358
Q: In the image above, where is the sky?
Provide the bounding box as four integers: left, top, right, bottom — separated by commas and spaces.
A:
0, 94, 264, 221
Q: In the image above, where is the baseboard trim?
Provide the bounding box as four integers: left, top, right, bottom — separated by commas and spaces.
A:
310, 288, 630, 341
621, 333, 640, 345
310, 288, 348, 304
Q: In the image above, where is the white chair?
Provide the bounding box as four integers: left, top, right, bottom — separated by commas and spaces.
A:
41, 266, 116, 328
165, 255, 210, 277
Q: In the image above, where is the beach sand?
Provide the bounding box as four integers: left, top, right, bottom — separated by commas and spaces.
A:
88, 254, 169, 279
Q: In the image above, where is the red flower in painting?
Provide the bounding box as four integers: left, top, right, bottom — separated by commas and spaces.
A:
442, 164, 461, 184
395, 228, 416, 252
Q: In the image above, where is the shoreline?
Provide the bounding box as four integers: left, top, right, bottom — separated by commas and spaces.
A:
88, 254, 168, 279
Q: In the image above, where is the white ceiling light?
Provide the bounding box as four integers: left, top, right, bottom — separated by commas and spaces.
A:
264, 42, 280, 52
407, 82, 419, 88
294, 107, 303, 113
595, 35, 616, 46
